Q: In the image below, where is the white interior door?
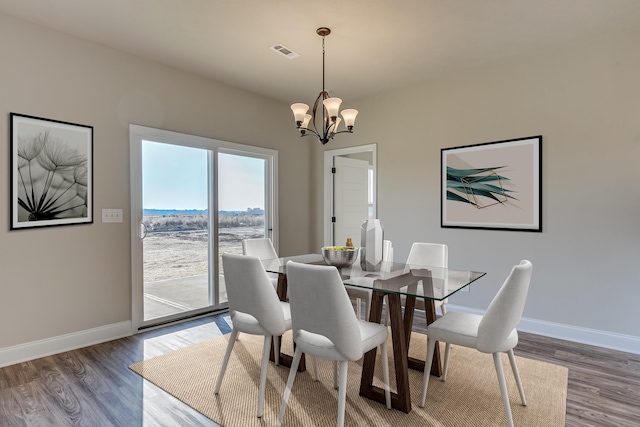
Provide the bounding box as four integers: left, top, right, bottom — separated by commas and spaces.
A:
333, 156, 369, 247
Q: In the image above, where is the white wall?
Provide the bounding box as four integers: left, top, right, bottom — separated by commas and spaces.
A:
312, 28, 640, 351
0, 14, 310, 354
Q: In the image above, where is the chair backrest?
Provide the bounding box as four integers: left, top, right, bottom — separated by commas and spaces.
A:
477, 260, 533, 353
406, 242, 448, 268
383, 240, 394, 262
357, 239, 393, 264
221, 253, 286, 336
242, 238, 278, 260
286, 261, 363, 361
405, 243, 448, 291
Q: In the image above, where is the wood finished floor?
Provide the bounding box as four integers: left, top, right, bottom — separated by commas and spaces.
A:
1, 310, 638, 426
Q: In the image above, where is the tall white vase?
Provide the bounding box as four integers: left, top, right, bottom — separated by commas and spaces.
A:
360, 219, 384, 271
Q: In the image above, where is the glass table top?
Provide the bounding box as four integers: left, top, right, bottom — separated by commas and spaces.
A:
262, 253, 486, 301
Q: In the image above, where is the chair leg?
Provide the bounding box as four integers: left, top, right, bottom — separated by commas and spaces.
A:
312, 356, 320, 382
384, 300, 389, 326
273, 335, 280, 366
380, 343, 391, 409
493, 352, 515, 427
384, 295, 390, 326
337, 360, 349, 427
440, 303, 447, 315
420, 338, 437, 407
355, 297, 362, 319
214, 329, 238, 394
333, 360, 339, 389
508, 349, 527, 406
277, 346, 303, 427
442, 343, 451, 382
257, 335, 271, 418
364, 296, 371, 323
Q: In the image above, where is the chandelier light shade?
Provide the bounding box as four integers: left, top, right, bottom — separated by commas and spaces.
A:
291, 27, 358, 145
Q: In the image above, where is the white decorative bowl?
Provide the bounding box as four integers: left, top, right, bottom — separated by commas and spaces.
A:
321, 247, 358, 268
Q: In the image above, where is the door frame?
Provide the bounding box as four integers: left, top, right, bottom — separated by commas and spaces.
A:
129, 124, 278, 331
323, 144, 377, 247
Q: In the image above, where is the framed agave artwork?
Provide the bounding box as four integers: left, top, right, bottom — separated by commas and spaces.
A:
441, 136, 542, 232
10, 113, 93, 230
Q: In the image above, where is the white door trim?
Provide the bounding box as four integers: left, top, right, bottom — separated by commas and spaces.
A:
323, 144, 377, 247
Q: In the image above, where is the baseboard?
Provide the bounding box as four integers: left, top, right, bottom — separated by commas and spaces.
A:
447, 304, 640, 355
2, 307, 638, 369
0, 321, 133, 368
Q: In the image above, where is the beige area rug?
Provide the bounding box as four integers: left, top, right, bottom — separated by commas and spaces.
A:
130, 331, 567, 426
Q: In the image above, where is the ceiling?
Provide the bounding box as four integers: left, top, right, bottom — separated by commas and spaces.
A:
1, 0, 640, 104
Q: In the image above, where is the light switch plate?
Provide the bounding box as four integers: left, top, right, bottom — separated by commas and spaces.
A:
102, 208, 123, 223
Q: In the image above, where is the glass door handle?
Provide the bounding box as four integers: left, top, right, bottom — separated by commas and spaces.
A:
140, 221, 148, 240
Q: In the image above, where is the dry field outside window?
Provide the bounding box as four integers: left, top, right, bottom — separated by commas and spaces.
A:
143, 213, 265, 282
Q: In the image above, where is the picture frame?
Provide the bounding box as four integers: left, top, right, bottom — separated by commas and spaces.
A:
441, 135, 542, 232
10, 113, 93, 230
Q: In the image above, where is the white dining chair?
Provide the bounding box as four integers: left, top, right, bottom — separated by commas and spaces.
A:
276, 261, 391, 427
215, 253, 292, 418
242, 237, 279, 289
346, 239, 393, 320
387, 242, 447, 327
420, 260, 533, 427
401, 242, 448, 317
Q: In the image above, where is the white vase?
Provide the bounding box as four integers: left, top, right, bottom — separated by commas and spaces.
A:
360, 219, 384, 271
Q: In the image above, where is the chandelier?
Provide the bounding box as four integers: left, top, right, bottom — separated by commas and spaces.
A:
290, 27, 358, 145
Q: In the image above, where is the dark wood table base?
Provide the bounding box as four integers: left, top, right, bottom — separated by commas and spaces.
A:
271, 267, 442, 406
359, 290, 442, 413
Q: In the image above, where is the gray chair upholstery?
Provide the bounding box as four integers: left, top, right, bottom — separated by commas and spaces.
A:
242, 238, 279, 289
421, 260, 533, 427
242, 237, 278, 259
276, 261, 391, 427
215, 253, 292, 418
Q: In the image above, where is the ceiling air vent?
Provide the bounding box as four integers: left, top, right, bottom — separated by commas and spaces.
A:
270, 44, 300, 59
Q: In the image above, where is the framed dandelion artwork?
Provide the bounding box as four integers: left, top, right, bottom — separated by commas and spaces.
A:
10, 113, 93, 230
441, 136, 542, 232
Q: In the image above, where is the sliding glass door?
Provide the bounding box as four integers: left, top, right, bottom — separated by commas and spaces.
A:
130, 126, 277, 330
217, 151, 271, 304
140, 141, 211, 322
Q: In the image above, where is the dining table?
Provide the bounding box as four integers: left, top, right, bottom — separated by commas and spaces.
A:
261, 253, 486, 414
